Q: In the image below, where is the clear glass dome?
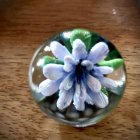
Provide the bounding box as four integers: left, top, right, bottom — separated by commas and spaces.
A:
28, 29, 126, 127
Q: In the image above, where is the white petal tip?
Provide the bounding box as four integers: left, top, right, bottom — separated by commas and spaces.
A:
96, 93, 109, 108
50, 41, 70, 61
50, 41, 58, 49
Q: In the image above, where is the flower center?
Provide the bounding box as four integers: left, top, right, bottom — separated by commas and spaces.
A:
75, 60, 87, 82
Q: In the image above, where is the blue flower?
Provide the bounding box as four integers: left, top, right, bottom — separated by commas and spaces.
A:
39, 39, 118, 111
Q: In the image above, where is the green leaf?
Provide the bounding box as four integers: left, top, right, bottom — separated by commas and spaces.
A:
106, 49, 120, 60
70, 29, 92, 51
101, 87, 109, 96
39, 56, 64, 68
98, 59, 124, 70
90, 32, 101, 50
61, 31, 72, 52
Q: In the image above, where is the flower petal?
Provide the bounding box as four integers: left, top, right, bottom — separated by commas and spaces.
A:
99, 77, 118, 89
81, 60, 93, 70
73, 83, 86, 111
39, 79, 60, 96
63, 55, 77, 72
59, 73, 74, 91
72, 39, 87, 61
73, 95, 85, 111
57, 89, 73, 110
93, 66, 113, 75
91, 91, 109, 108
87, 42, 109, 64
86, 93, 94, 105
80, 81, 94, 105
43, 64, 66, 80
87, 87, 108, 108
87, 74, 101, 93
50, 41, 71, 61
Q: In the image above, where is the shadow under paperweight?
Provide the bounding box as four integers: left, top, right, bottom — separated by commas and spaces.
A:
28, 28, 126, 127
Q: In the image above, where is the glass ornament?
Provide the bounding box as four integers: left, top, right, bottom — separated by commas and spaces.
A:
29, 29, 126, 127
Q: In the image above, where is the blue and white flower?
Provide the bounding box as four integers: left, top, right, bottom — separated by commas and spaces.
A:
39, 39, 118, 111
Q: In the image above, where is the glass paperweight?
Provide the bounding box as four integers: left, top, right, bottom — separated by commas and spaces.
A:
28, 29, 126, 127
